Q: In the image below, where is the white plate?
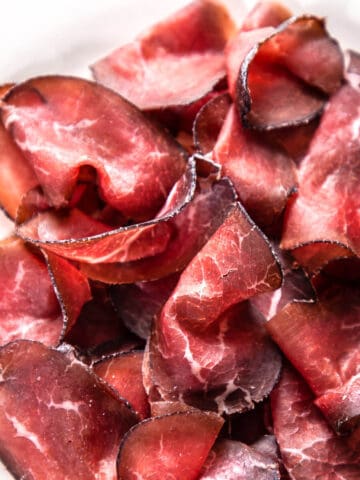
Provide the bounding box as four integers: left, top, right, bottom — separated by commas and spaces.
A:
0, 0, 358, 478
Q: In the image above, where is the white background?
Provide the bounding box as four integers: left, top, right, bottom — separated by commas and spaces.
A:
0, 0, 358, 478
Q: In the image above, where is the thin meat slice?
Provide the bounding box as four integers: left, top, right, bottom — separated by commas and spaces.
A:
81, 172, 237, 283
1, 75, 187, 220
238, 16, 343, 129
92, 0, 236, 110
193, 92, 232, 154
346, 49, 360, 88
146, 202, 282, 414
241, 1, 292, 31
16, 156, 196, 264
267, 284, 360, 434
271, 367, 360, 480
281, 85, 360, 272
117, 411, 223, 480
0, 340, 138, 480
213, 105, 296, 230
43, 250, 92, 336
94, 351, 150, 420
199, 439, 280, 479
0, 237, 62, 346
110, 273, 180, 339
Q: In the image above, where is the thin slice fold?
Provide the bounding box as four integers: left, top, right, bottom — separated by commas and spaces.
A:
1, 75, 187, 220
281, 85, 360, 273
16, 156, 196, 264
199, 438, 280, 479
0, 340, 138, 480
0, 237, 63, 347
146, 202, 282, 414
267, 284, 360, 434
81, 168, 237, 283
92, 0, 236, 110
271, 366, 360, 480
241, 1, 292, 31
117, 411, 223, 480
213, 105, 297, 230
238, 15, 344, 129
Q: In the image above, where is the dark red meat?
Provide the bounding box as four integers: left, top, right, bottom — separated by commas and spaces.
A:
92, 0, 236, 110
267, 284, 360, 434
117, 411, 223, 479
0, 340, 138, 480
0, 238, 62, 346
2, 76, 187, 220
281, 85, 360, 273
271, 367, 360, 480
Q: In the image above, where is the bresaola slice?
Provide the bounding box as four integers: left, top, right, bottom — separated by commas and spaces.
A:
213, 105, 296, 230
241, 1, 292, 31
0, 238, 62, 346
16, 155, 196, 264
267, 284, 360, 434
146, 202, 282, 414
92, 0, 236, 110
281, 85, 360, 273
1, 76, 187, 220
0, 340, 137, 480
271, 367, 360, 480
238, 16, 344, 129
199, 439, 280, 479
117, 411, 223, 479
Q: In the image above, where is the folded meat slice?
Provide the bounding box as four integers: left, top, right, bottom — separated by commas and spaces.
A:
0, 340, 138, 480
199, 438, 280, 479
238, 15, 344, 129
117, 411, 223, 480
213, 105, 296, 231
1, 75, 187, 221
271, 367, 360, 480
241, 1, 292, 31
146, 202, 282, 414
267, 284, 360, 434
0, 238, 62, 346
81, 172, 237, 283
281, 85, 360, 273
92, 0, 236, 110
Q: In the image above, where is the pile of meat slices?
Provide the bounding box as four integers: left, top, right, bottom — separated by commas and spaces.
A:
0, 0, 359, 479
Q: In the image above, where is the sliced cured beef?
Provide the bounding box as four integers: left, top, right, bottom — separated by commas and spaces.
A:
213, 105, 296, 230
16, 156, 196, 264
252, 244, 314, 320
92, 0, 236, 110
93, 351, 150, 420
117, 411, 223, 479
146, 202, 282, 414
110, 273, 180, 339
267, 284, 360, 434
1, 75, 187, 220
43, 250, 91, 335
238, 16, 344, 129
0, 340, 138, 480
199, 438, 280, 479
281, 85, 360, 273
0, 237, 62, 346
271, 366, 360, 480
346, 49, 360, 88
241, 1, 292, 31
193, 92, 232, 154
81, 172, 237, 283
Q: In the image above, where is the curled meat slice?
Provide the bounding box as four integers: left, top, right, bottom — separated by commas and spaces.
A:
1, 75, 187, 220
0, 340, 138, 480
92, 0, 236, 110
117, 411, 223, 480
146, 202, 282, 414
267, 284, 360, 434
238, 15, 343, 129
241, 1, 292, 31
271, 367, 360, 480
281, 85, 360, 273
